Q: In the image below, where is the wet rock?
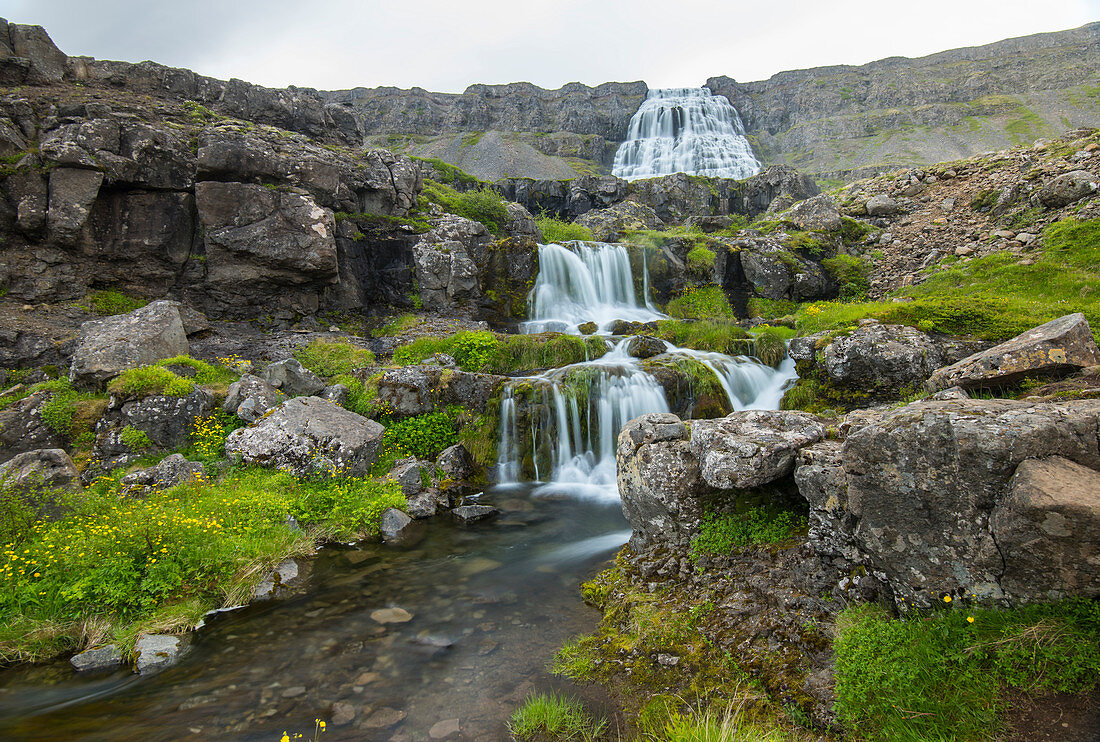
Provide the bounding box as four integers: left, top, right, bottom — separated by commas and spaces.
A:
380, 508, 420, 546
689, 410, 826, 489
389, 458, 430, 496
429, 718, 461, 739
331, 701, 357, 726
784, 194, 842, 232
281, 686, 306, 698
133, 633, 191, 674
626, 335, 668, 360
578, 321, 598, 335
370, 607, 413, 624
222, 374, 284, 423
69, 301, 189, 390
70, 644, 123, 672
225, 397, 385, 477
121, 453, 205, 493
260, 358, 325, 397
405, 490, 443, 519
991, 456, 1100, 602
0, 448, 79, 493
252, 559, 302, 600
451, 505, 500, 524
575, 200, 663, 242
1038, 170, 1098, 208
361, 707, 406, 729
926, 313, 1100, 392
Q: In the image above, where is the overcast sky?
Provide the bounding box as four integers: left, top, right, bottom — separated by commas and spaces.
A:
3, 0, 1098, 92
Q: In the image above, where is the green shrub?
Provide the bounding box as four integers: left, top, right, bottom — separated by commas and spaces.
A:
508, 693, 605, 742
821, 254, 870, 299
689, 507, 806, 563
452, 331, 501, 371
293, 338, 375, 378
654, 320, 751, 355
331, 373, 379, 418
381, 411, 458, 461
665, 286, 736, 320
839, 216, 876, 245
750, 325, 794, 367
536, 215, 595, 243
85, 290, 147, 316
422, 180, 510, 236
834, 599, 1100, 741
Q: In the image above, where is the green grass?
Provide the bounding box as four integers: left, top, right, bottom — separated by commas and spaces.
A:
293, 338, 375, 378
392, 332, 606, 373
833, 598, 1100, 741
749, 325, 795, 367
375, 314, 422, 337
687, 244, 717, 276
84, 290, 147, 316
0, 466, 404, 663
536, 215, 595, 243
379, 410, 458, 462
421, 179, 510, 237
795, 218, 1100, 343
821, 254, 870, 299
411, 157, 483, 187
665, 287, 737, 320
107, 356, 238, 399
653, 320, 751, 355
689, 507, 807, 564
508, 693, 606, 741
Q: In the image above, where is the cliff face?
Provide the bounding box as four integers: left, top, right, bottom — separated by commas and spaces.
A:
708, 22, 1100, 178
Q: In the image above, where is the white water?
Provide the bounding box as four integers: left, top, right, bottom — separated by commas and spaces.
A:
499, 242, 797, 500
523, 242, 665, 335
612, 87, 761, 181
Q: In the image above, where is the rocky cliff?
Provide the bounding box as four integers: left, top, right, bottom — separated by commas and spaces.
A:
709, 22, 1100, 179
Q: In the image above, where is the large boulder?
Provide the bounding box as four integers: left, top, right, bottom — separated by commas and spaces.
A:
69, 301, 189, 390
1038, 170, 1098, 208
95, 389, 216, 467
926, 313, 1100, 392
0, 392, 66, 463
837, 397, 1100, 606
375, 366, 505, 419
822, 321, 943, 394
225, 397, 385, 477
260, 359, 325, 397
0, 448, 80, 492
689, 410, 826, 490
991, 457, 1100, 602
617, 413, 707, 549
47, 168, 104, 244
784, 194, 842, 232
575, 200, 663, 242
412, 213, 490, 313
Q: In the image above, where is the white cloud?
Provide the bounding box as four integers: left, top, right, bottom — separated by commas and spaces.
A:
4, 0, 1096, 91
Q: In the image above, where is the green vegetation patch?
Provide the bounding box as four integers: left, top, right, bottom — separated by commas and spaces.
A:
411, 157, 483, 187
379, 410, 459, 462
821, 254, 870, 300
392, 331, 606, 374
293, 338, 375, 378
421, 180, 510, 237
686, 244, 717, 277
653, 320, 751, 355
535, 215, 595, 244
508, 693, 606, 741
84, 290, 147, 316
665, 286, 737, 320
690, 507, 807, 564
834, 599, 1100, 741
108, 356, 238, 399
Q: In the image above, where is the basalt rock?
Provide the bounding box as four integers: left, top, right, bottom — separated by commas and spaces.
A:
821, 321, 943, 394
69, 301, 189, 391
95, 388, 216, 468
0, 392, 66, 463
1037, 170, 1098, 208
121, 453, 206, 493
926, 313, 1100, 392
783, 194, 842, 232
260, 359, 326, 397
689, 410, 826, 490
222, 374, 285, 423
412, 213, 490, 314
375, 365, 505, 419
575, 200, 663, 242
0, 448, 80, 493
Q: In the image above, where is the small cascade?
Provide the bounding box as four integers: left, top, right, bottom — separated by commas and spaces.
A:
523, 242, 665, 335
612, 87, 761, 181
666, 346, 798, 412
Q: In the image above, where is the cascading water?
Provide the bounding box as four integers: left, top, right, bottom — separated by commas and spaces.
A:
523, 242, 664, 334
501, 241, 796, 499
612, 87, 761, 181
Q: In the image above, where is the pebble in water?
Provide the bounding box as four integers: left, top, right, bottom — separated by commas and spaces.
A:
370, 607, 413, 624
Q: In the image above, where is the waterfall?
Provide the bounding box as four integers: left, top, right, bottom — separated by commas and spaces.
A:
523, 242, 666, 335
499, 241, 797, 500
612, 87, 761, 181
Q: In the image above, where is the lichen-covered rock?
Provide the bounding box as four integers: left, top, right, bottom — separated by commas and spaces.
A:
991, 456, 1100, 602
0, 448, 80, 492
821, 321, 943, 393
70, 644, 124, 673
375, 365, 505, 419
840, 398, 1100, 606
0, 395, 66, 464
926, 313, 1100, 392
69, 301, 189, 390
575, 200, 663, 242
133, 633, 190, 674
121, 453, 205, 493
95, 388, 215, 467
617, 413, 707, 549
784, 194, 841, 232
865, 194, 900, 216
225, 396, 384, 476
689, 410, 826, 490
388, 457, 430, 497
222, 374, 285, 422
503, 202, 542, 240
412, 213, 490, 313
260, 358, 326, 397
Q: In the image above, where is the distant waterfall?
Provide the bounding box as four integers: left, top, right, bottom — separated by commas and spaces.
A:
612, 87, 761, 181
523, 242, 665, 335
